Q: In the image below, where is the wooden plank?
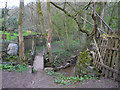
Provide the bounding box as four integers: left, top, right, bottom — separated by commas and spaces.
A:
94, 38, 102, 69
102, 39, 109, 75
99, 46, 118, 51
96, 39, 101, 69
100, 39, 107, 70
98, 38, 104, 70
96, 62, 120, 74
113, 39, 119, 80
100, 35, 120, 39
109, 39, 117, 77
105, 38, 113, 78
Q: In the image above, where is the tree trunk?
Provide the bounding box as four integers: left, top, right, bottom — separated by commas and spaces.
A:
3, 1, 7, 40
18, 0, 25, 61
37, 0, 53, 63
92, 1, 98, 41
37, 1, 47, 39
47, 1, 53, 63
64, 2, 69, 50
100, 2, 104, 30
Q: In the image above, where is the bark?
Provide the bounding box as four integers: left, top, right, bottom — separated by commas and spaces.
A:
3, 1, 7, 40
37, 1, 47, 39
63, 2, 69, 50
100, 2, 104, 30
18, 0, 25, 61
37, 0, 53, 63
47, 1, 53, 63
92, 2, 98, 41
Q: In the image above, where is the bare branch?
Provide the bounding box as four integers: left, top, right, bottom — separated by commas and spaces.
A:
50, 2, 90, 36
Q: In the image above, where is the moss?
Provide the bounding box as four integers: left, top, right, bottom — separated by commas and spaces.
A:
75, 50, 92, 77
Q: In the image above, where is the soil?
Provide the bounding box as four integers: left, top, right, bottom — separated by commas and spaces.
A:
2, 69, 119, 88
2, 56, 119, 88
2, 45, 119, 88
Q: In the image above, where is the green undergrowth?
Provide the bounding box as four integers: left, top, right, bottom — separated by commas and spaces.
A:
0, 31, 41, 41
52, 40, 81, 67
2, 54, 30, 73
0, 63, 29, 73
45, 70, 98, 86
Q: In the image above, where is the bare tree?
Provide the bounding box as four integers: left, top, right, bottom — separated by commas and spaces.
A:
18, 0, 25, 61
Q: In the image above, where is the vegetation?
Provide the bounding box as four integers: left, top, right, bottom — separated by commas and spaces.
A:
0, 1, 119, 87
45, 70, 98, 85
0, 63, 29, 72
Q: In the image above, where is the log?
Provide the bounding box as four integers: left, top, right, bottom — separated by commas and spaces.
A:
53, 63, 71, 71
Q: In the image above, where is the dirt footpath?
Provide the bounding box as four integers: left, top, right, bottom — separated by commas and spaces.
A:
2, 53, 119, 88
2, 70, 59, 88
2, 70, 119, 88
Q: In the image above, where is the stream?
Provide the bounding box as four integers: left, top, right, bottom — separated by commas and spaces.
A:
57, 65, 76, 77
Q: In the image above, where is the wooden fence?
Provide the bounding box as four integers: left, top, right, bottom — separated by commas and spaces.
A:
17, 34, 43, 51
93, 33, 120, 81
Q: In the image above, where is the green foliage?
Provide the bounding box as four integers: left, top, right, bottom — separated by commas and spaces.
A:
45, 70, 98, 86
3, 55, 19, 62
0, 63, 29, 72
6, 16, 18, 31
0, 31, 41, 41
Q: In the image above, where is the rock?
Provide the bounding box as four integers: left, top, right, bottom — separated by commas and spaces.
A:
44, 67, 53, 71
31, 81, 35, 85
7, 43, 18, 55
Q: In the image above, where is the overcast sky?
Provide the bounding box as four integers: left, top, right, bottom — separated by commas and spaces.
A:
0, 0, 119, 8
0, 0, 36, 8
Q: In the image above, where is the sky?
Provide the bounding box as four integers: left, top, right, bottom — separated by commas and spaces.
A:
0, 0, 35, 8
0, 0, 119, 8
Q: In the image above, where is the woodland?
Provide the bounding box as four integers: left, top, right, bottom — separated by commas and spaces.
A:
0, 0, 120, 88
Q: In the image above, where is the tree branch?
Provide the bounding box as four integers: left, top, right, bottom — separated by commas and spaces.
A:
50, 2, 90, 36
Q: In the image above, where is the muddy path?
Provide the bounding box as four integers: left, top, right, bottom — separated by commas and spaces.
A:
2, 69, 119, 88
2, 48, 119, 88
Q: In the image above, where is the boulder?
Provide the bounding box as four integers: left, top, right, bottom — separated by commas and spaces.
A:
7, 43, 18, 55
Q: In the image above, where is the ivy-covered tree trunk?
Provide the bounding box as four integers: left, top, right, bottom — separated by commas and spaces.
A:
18, 0, 25, 61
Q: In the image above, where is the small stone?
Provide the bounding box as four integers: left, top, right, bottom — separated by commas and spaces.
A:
98, 80, 101, 82
31, 81, 35, 85
44, 67, 53, 71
